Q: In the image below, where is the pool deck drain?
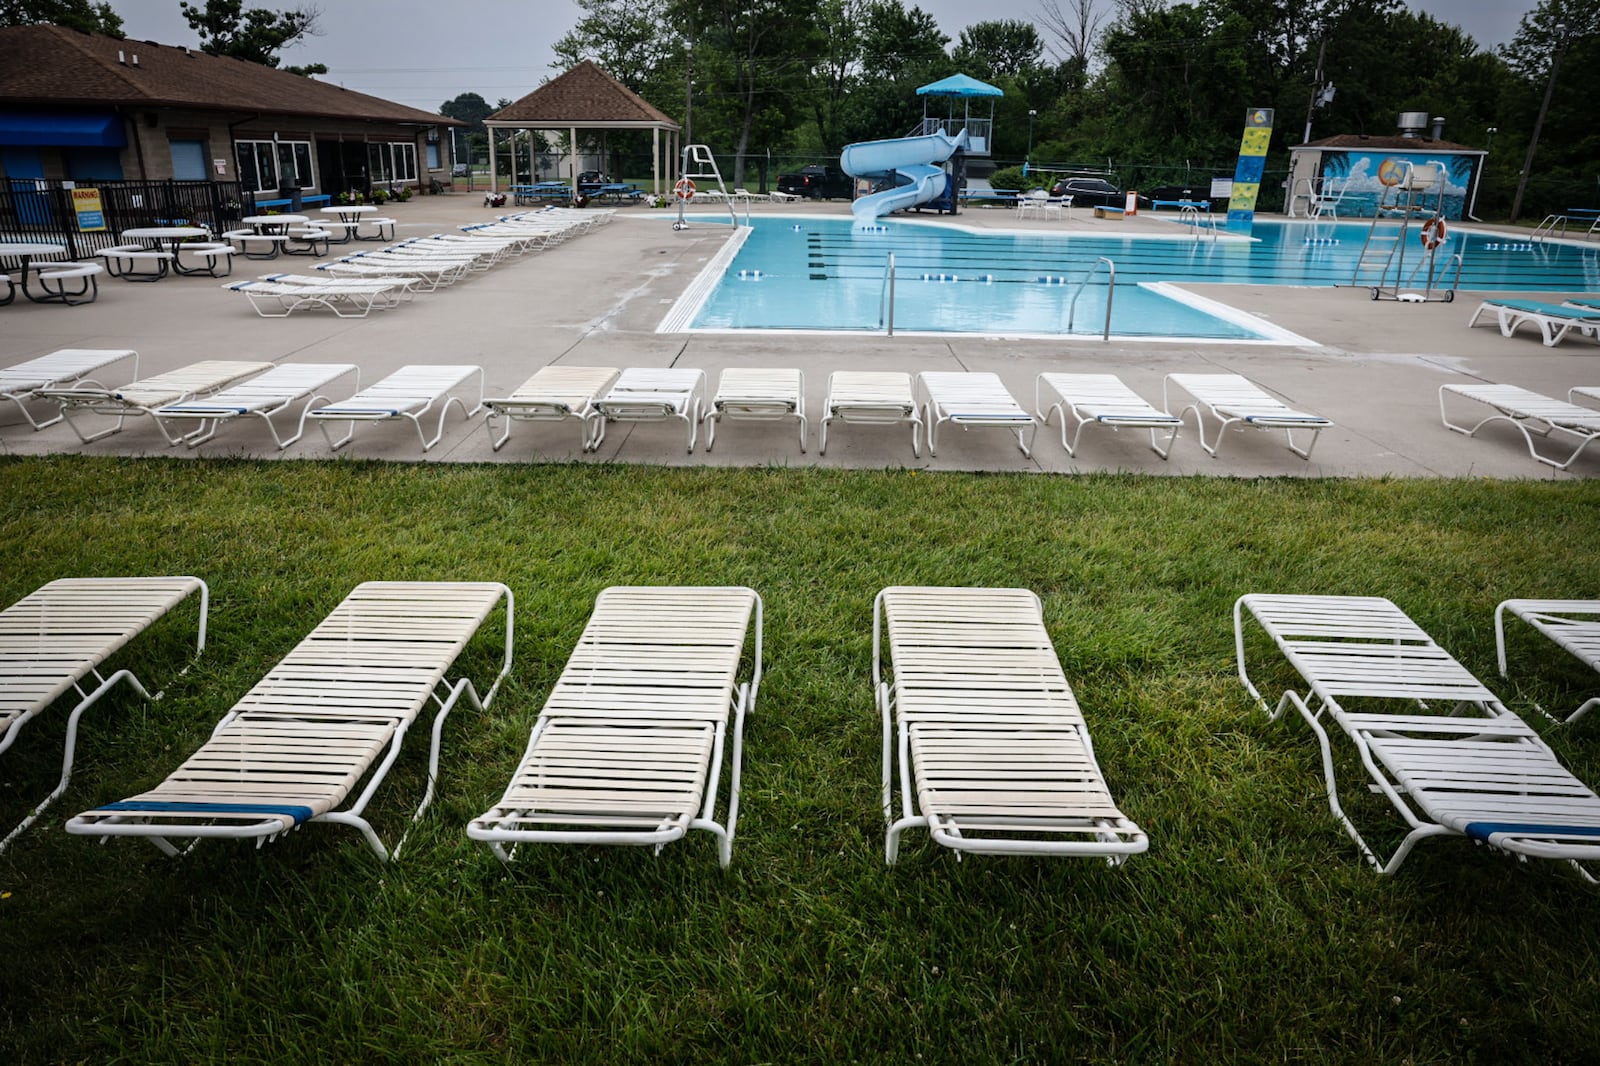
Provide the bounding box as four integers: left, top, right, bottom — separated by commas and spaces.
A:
1, 195, 1594, 480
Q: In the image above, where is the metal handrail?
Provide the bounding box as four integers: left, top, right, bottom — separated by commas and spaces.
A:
1531, 214, 1567, 244
879, 252, 896, 334
1067, 256, 1115, 340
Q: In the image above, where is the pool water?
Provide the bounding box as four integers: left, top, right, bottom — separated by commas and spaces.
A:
680, 217, 1600, 338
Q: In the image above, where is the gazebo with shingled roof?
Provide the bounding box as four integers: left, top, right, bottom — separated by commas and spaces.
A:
485, 60, 680, 197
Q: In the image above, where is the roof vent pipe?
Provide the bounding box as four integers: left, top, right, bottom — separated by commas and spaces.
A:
1431, 115, 1445, 140
1397, 111, 1429, 138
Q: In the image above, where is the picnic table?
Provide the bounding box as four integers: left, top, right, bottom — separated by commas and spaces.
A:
0, 240, 69, 303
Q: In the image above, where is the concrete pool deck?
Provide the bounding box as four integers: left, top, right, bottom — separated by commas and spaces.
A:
2, 193, 1596, 479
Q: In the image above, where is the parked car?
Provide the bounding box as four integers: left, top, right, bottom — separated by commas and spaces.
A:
777, 165, 854, 200
1139, 183, 1227, 211
1048, 176, 1124, 208
577, 170, 611, 192
451, 162, 470, 177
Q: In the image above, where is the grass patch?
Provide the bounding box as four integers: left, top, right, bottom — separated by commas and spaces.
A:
1, 456, 1598, 1063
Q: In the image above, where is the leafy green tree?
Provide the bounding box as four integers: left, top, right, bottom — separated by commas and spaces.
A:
835, 0, 951, 145
1498, 0, 1600, 217
179, 0, 326, 74
553, 0, 680, 95
440, 92, 494, 133
950, 20, 1043, 82
0, 0, 122, 35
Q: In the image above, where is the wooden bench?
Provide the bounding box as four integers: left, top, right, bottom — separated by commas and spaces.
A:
96, 245, 175, 280
1092, 205, 1126, 219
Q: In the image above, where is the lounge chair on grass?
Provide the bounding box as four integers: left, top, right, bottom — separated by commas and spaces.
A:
66, 581, 512, 860
0, 348, 138, 430
1495, 600, 1600, 724
1439, 383, 1600, 471
1035, 372, 1181, 458
482, 365, 618, 452
917, 372, 1037, 458
308, 364, 484, 453
1163, 372, 1331, 459
588, 368, 707, 453
0, 577, 207, 853
875, 586, 1148, 864
153, 362, 360, 449
1235, 593, 1600, 879
35, 360, 272, 444
1468, 298, 1600, 347
703, 367, 806, 452
467, 586, 762, 868
818, 371, 922, 456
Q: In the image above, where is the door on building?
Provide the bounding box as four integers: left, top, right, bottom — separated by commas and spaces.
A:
169, 139, 207, 180
1, 148, 52, 226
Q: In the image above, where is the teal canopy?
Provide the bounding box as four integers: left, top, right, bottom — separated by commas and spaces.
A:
915, 74, 1004, 98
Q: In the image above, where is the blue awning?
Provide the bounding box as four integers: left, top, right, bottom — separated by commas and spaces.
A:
0, 111, 126, 148
916, 74, 1004, 98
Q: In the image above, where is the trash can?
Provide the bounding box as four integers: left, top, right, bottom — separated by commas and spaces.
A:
277, 183, 303, 212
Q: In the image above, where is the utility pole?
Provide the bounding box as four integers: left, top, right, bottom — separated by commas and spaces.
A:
1510, 24, 1568, 224
1302, 37, 1327, 144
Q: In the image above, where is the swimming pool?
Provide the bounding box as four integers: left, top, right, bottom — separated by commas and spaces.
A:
666, 216, 1600, 339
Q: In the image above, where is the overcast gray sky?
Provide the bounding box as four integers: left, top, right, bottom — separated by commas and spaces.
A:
104, 0, 1537, 113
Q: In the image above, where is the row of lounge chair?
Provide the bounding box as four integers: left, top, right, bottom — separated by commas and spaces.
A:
3, 579, 1597, 878
8, 350, 1598, 471
223, 207, 609, 318
3, 351, 1339, 460
488, 366, 1334, 461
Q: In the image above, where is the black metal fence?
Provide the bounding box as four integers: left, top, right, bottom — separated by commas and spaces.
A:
0, 178, 248, 262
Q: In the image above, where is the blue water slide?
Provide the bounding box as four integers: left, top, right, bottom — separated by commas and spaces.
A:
840, 130, 968, 227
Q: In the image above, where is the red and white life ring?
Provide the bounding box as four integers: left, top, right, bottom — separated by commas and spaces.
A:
1420, 216, 1447, 250
674, 177, 696, 201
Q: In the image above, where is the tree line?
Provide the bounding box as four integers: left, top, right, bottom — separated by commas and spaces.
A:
457, 0, 1597, 219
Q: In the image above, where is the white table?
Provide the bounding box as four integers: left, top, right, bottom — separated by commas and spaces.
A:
318, 204, 380, 242
122, 226, 214, 276
239, 214, 309, 232
0, 241, 68, 303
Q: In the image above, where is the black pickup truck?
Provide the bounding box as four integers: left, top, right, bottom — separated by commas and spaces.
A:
777, 165, 854, 200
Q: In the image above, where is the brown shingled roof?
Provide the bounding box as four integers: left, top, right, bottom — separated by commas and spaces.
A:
1297, 134, 1481, 152
489, 60, 678, 128
0, 24, 459, 126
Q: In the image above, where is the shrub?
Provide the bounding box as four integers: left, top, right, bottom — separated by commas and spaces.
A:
988, 165, 1046, 192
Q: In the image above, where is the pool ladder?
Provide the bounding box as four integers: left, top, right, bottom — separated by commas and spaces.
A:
1067, 257, 1116, 340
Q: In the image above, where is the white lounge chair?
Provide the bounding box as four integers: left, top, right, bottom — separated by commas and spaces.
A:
918, 371, 1037, 458
66, 581, 512, 860
308, 364, 484, 452
1572, 385, 1600, 410
1035, 372, 1181, 458
703, 367, 806, 452
35, 360, 273, 444
0, 348, 138, 430
1495, 599, 1600, 724
1163, 372, 1331, 459
152, 362, 360, 449
1235, 593, 1600, 879
0, 577, 207, 854
875, 586, 1149, 864
1439, 383, 1600, 471
482, 365, 619, 452
1468, 299, 1600, 347
225, 276, 405, 318
467, 586, 762, 868
818, 371, 922, 456
588, 367, 707, 453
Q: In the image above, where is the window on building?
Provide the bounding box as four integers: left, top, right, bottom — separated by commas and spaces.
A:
234, 138, 314, 192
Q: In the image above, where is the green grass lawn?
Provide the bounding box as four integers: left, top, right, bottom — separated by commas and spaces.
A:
2, 456, 1599, 1063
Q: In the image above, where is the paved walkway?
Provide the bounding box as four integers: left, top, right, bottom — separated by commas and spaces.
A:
3, 193, 1595, 479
